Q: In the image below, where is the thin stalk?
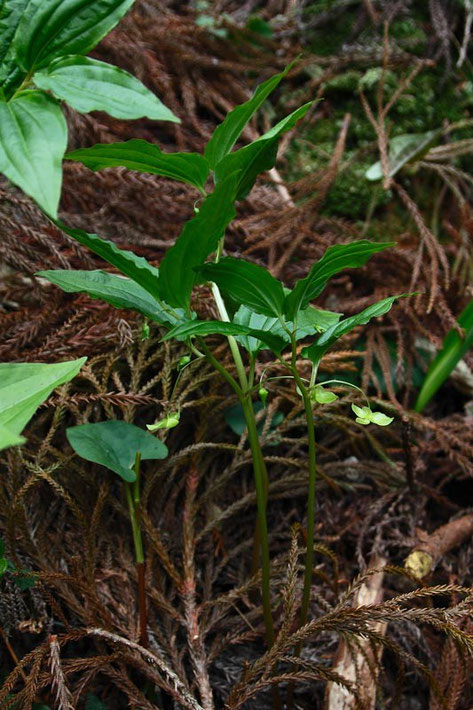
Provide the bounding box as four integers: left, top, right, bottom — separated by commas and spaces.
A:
290, 338, 317, 650
125, 452, 148, 647
240, 395, 274, 645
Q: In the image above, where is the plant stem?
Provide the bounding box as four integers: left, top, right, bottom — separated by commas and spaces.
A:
240, 395, 275, 647
125, 452, 148, 647
290, 338, 317, 651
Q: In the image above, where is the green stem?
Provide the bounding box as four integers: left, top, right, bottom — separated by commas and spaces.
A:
125, 452, 148, 647
240, 395, 275, 648
290, 338, 317, 651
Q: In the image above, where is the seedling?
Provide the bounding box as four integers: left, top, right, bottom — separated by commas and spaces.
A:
1, 52, 402, 663
66, 420, 168, 646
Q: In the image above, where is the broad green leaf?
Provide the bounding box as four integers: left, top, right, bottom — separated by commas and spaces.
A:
34, 56, 179, 122
66, 139, 208, 192
67, 420, 168, 483
158, 172, 239, 310
233, 304, 341, 354
14, 0, 136, 71
233, 306, 282, 354
162, 319, 250, 342
365, 130, 441, 181
302, 295, 404, 364
0, 0, 29, 97
0, 558, 7, 575
204, 61, 295, 169
196, 257, 285, 317
0, 358, 86, 447
54, 219, 161, 301
0, 91, 67, 217
296, 304, 342, 337
214, 102, 313, 200
415, 299, 473, 412
161, 318, 285, 354
285, 240, 394, 321
37, 270, 185, 327
0, 424, 25, 452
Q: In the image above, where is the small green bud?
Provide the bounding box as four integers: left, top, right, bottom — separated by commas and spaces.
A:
177, 355, 191, 371
141, 321, 150, 341
258, 386, 269, 407
311, 386, 338, 404
147, 411, 180, 431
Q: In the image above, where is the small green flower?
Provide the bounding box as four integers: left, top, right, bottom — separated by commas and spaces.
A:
351, 404, 393, 426
311, 386, 339, 404
258, 386, 269, 407
147, 411, 180, 431
177, 355, 191, 371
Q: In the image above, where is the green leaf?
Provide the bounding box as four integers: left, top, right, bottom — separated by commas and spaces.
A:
295, 305, 342, 338
233, 304, 341, 355
14, 0, 136, 71
66, 420, 168, 483
0, 0, 29, 97
0, 358, 86, 450
365, 130, 441, 181
415, 299, 473, 412
0, 424, 25, 452
0, 91, 67, 217
162, 317, 286, 355
38, 269, 185, 327
162, 319, 250, 341
285, 240, 395, 321
233, 306, 283, 354
196, 257, 285, 317
302, 295, 404, 364
66, 139, 208, 191
311, 386, 338, 404
33, 56, 179, 122
370, 411, 393, 426
158, 172, 239, 310
54, 219, 161, 301
214, 102, 313, 200
0, 558, 8, 576
204, 62, 295, 169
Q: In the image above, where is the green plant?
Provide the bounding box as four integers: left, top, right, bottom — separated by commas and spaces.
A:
0, 358, 86, 451
66, 419, 168, 646
32, 64, 406, 677
0, 0, 178, 216
415, 299, 473, 412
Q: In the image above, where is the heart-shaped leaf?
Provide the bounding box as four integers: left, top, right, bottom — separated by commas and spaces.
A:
67, 420, 168, 482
